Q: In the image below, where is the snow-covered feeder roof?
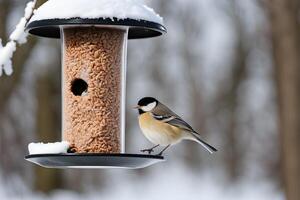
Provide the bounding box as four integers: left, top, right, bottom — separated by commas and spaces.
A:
26, 0, 166, 39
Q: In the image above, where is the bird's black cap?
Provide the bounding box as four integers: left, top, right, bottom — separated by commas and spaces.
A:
137, 97, 158, 107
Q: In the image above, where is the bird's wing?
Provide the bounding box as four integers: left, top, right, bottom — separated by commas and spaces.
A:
165, 117, 195, 132
151, 114, 175, 122
151, 103, 218, 153
152, 102, 180, 117
151, 102, 195, 132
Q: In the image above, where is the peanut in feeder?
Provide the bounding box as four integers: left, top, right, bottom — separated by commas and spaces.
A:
25, 0, 167, 169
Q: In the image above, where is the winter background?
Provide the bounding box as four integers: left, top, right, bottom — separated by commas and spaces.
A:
1, 0, 299, 199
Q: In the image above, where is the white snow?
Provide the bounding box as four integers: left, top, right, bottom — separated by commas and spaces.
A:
9, 0, 36, 44
9, 18, 28, 44
30, 0, 163, 25
0, 41, 17, 76
0, 0, 36, 77
25, 0, 37, 19
28, 141, 70, 154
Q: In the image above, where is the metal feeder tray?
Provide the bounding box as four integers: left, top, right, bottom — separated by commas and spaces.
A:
25, 153, 164, 169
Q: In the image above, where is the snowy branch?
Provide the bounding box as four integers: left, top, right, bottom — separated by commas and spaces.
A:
0, 0, 37, 77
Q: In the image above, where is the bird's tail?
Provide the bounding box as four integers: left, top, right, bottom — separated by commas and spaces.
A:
191, 133, 217, 154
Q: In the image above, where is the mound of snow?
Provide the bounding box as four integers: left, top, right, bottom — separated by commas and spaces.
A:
28, 141, 70, 154
30, 0, 163, 24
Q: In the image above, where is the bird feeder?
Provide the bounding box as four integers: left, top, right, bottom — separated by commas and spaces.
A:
25, 0, 166, 169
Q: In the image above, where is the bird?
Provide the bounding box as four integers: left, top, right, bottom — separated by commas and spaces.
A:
134, 97, 217, 156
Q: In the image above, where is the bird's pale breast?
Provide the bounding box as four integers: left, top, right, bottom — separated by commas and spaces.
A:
138, 113, 183, 146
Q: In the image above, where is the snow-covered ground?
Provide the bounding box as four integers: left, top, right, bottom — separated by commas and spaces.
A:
1, 164, 283, 200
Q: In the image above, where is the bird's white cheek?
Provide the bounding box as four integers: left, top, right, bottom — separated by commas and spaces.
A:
141, 102, 156, 112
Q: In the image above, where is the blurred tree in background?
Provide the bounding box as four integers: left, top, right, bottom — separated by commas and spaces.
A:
266, 0, 300, 200
0, 0, 299, 199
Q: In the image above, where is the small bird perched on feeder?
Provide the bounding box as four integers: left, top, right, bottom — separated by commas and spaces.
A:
134, 97, 217, 156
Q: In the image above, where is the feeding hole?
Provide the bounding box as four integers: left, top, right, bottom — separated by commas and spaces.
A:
71, 78, 88, 96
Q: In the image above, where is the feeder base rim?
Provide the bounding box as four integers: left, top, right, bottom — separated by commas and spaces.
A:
25, 153, 165, 169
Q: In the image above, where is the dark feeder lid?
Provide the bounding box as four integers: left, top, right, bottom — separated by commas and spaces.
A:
26, 17, 167, 39
26, 0, 166, 39
25, 0, 166, 169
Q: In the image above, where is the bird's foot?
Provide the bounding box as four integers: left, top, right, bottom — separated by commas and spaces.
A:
140, 144, 160, 154
156, 144, 171, 156
156, 152, 163, 156
140, 148, 154, 154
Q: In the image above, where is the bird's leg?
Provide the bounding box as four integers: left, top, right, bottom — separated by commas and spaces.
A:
141, 144, 160, 154
157, 145, 171, 156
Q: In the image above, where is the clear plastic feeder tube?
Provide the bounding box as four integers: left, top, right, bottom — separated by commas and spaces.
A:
61, 26, 128, 153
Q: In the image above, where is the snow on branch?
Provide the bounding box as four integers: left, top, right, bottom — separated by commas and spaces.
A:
0, 0, 37, 77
